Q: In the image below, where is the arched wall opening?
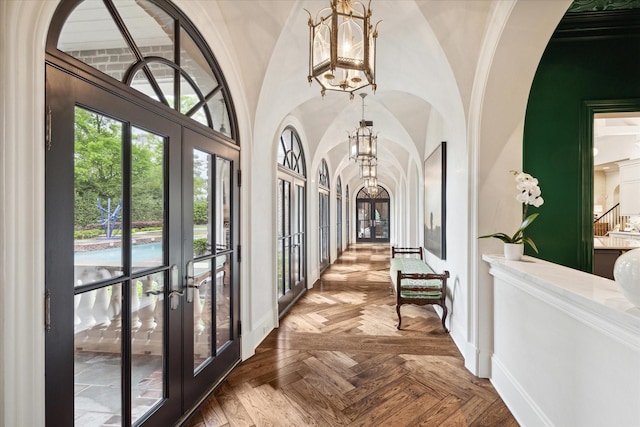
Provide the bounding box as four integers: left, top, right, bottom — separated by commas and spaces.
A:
470, 0, 572, 376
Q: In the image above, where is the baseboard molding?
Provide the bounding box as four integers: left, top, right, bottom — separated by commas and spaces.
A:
491, 356, 553, 427
447, 319, 493, 378
309, 278, 321, 290
240, 312, 275, 360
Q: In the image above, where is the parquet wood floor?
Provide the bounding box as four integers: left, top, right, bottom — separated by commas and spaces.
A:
184, 244, 518, 427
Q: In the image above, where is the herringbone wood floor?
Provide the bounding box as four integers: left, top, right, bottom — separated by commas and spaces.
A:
184, 244, 518, 427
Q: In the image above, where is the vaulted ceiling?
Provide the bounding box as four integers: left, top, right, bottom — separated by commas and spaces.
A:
208, 0, 494, 192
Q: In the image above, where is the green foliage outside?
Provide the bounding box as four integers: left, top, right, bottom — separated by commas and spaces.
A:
74, 229, 104, 240
74, 107, 164, 229
74, 226, 165, 240
74, 106, 211, 234
193, 200, 208, 224
193, 238, 209, 255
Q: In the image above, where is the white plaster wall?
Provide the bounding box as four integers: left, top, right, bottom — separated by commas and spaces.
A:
594, 170, 607, 210
0, 1, 59, 425
409, 162, 421, 248
605, 170, 620, 211
469, 0, 572, 376
489, 263, 640, 426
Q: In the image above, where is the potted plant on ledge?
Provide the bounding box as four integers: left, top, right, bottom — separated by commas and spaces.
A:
480, 171, 544, 261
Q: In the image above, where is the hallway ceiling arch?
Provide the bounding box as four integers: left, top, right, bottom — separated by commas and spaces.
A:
170, 0, 493, 199
229, 0, 469, 194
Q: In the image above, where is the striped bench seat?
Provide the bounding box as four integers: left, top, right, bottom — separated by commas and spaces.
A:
390, 247, 449, 332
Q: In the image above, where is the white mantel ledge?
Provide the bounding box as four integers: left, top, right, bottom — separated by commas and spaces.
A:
483, 254, 640, 351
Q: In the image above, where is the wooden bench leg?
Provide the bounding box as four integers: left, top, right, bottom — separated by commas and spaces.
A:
440, 303, 449, 333
396, 304, 402, 330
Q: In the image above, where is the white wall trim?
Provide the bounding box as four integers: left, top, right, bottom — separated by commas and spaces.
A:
0, 1, 60, 425
491, 355, 554, 427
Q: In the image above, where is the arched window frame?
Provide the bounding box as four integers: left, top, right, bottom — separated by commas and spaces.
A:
318, 159, 330, 190
278, 127, 306, 176
46, 0, 238, 142
357, 185, 389, 199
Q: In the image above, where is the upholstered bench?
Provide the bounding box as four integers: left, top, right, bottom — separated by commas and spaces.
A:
390, 246, 449, 332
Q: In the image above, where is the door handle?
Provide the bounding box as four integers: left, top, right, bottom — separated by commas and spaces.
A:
169, 264, 183, 310
187, 260, 194, 303
186, 260, 198, 303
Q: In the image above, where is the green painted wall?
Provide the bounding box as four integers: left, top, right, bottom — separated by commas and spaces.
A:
523, 33, 640, 271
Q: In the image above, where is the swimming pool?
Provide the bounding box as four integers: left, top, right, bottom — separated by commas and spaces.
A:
75, 241, 163, 264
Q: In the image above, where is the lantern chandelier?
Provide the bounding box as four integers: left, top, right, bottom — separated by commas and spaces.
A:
359, 158, 376, 180
306, 0, 380, 98
365, 177, 379, 195
349, 93, 377, 162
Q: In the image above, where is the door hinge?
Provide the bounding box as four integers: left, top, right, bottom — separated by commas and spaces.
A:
237, 169, 241, 187
45, 106, 52, 151
238, 320, 242, 337
237, 244, 241, 263
45, 289, 51, 333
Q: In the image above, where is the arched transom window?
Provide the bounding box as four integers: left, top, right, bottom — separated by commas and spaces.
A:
50, 0, 236, 139
318, 159, 330, 189
357, 185, 389, 199
278, 127, 306, 175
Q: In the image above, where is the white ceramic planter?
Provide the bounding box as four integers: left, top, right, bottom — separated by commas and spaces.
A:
504, 243, 524, 261
613, 248, 640, 307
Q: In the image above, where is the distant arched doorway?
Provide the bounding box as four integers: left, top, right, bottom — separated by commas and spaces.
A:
356, 186, 390, 243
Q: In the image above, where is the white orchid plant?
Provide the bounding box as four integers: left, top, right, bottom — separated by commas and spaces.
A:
479, 171, 544, 253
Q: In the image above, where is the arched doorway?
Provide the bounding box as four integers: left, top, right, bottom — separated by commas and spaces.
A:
318, 159, 331, 272
276, 127, 307, 316
356, 185, 390, 243
336, 176, 343, 255
44, 1, 240, 425
346, 185, 351, 248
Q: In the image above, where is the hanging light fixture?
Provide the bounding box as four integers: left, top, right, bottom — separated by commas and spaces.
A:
368, 186, 379, 196
349, 93, 377, 162
359, 158, 377, 179
365, 176, 377, 190
307, 0, 380, 98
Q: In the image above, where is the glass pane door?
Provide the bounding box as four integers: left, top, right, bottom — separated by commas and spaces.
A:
182, 128, 240, 407
356, 199, 390, 243
319, 191, 330, 272
337, 195, 342, 254
357, 201, 372, 240
45, 64, 182, 426
45, 64, 240, 427
374, 202, 390, 240
277, 174, 306, 316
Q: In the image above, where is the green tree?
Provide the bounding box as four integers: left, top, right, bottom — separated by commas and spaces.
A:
74, 107, 123, 228
73, 108, 166, 229
131, 129, 164, 222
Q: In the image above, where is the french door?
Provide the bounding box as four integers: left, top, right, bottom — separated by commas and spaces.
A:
356, 200, 390, 243
277, 172, 307, 316
45, 64, 240, 426
319, 190, 331, 272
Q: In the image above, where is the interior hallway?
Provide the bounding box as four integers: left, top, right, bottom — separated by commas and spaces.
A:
185, 244, 518, 426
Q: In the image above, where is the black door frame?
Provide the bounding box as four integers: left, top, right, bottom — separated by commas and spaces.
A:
355, 197, 390, 243
44, 57, 241, 426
